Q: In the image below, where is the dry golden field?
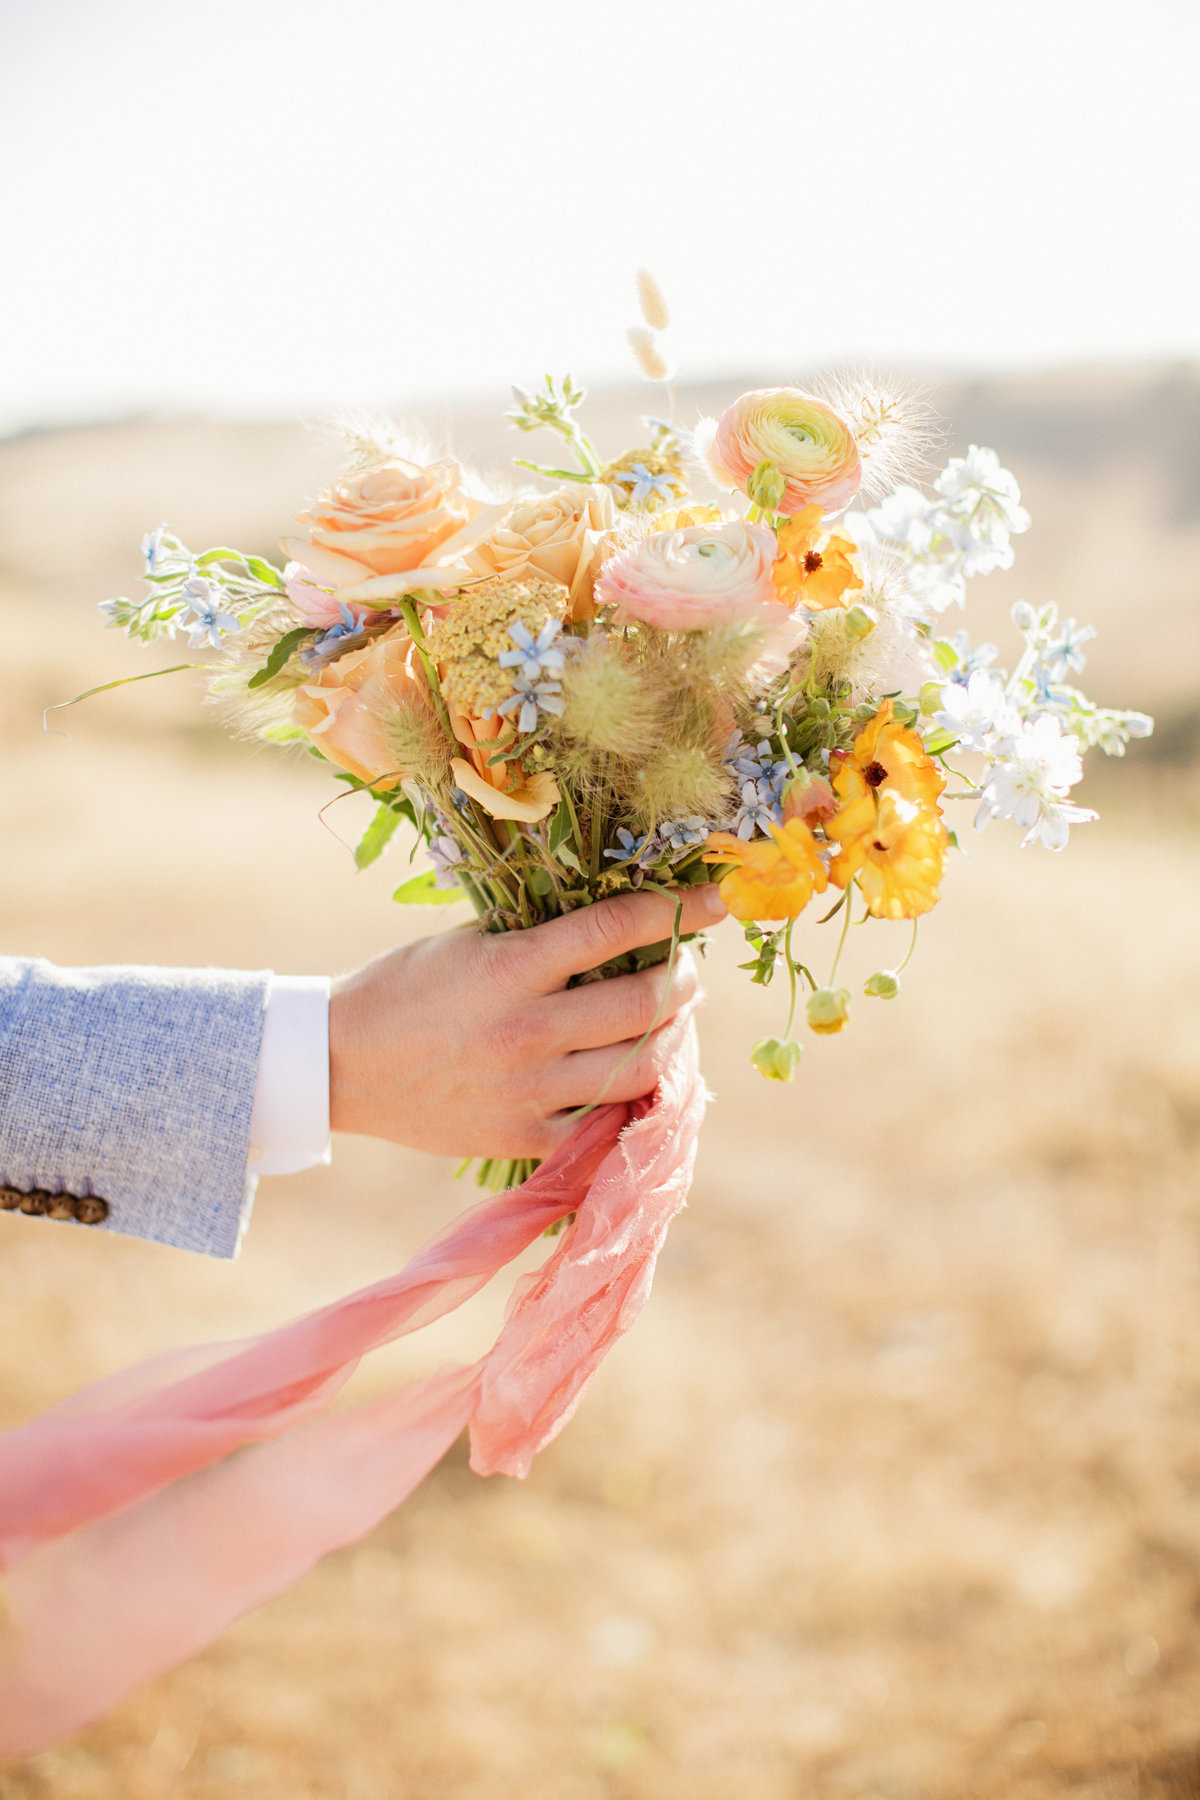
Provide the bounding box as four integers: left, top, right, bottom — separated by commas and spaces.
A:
1, 370, 1199, 1799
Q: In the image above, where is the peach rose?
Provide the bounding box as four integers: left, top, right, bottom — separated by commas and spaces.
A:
447, 708, 560, 824
293, 632, 425, 788
460, 485, 616, 622
283, 458, 504, 605
711, 388, 862, 516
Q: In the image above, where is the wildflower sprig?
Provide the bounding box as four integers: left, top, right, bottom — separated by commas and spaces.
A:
507, 374, 603, 482
101, 527, 284, 648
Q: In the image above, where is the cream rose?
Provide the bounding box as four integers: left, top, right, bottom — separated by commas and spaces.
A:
461, 485, 616, 622
283, 458, 503, 605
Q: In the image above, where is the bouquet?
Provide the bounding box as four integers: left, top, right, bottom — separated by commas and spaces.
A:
0, 285, 1153, 1754
102, 279, 1150, 1143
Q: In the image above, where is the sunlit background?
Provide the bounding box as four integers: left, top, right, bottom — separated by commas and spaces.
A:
2, 0, 1199, 431
3, 5, 1200, 1798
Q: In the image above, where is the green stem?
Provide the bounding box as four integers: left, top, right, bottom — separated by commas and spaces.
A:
896, 918, 920, 974
783, 919, 799, 1037
829, 882, 856, 982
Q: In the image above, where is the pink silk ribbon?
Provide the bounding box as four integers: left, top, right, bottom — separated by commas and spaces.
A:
0, 1013, 704, 1757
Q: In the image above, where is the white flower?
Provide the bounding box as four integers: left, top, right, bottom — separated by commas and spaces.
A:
974, 713, 1096, 850
935, 669, 1020, 753
861, 486, 935, 554
934, 446, 1031, 536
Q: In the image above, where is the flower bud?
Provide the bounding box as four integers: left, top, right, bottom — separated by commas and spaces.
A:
750, 1036, 804, 1081
843, 605, 878, 641
747, 460, 787, 513
919, 680, 946, 717
1011, 600, 1035, 631
806, 987, 852, 1034
864, 970, 900, 999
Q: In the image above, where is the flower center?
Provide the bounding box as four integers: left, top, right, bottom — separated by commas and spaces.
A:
690, 539, 733, 564
804, 551, 823, 573
864, 760, 888, 787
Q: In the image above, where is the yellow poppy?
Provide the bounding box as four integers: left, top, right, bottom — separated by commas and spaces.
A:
826, 787, 947, 919
703, 818, 828, 922
771, 504, 863, 611
837, 698, 945, 809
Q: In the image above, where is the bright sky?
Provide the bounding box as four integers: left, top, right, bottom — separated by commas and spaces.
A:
2, 0, 1197, 434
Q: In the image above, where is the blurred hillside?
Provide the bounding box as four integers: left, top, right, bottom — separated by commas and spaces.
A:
1, 367, 1199, 1800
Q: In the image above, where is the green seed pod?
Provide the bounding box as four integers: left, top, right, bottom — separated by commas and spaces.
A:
747, 459, 787, 512
750, 1037, 804, 1081
807, 987, 852, 1035
843, 604, 878, 641
864, 970, 900, 999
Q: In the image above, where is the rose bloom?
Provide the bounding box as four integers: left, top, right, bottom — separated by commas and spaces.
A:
282, 458, 503, 604
447, 710, 560, 824
460, 485, 615, 622
292, 633, 424, 788
712, 388, 862, 516
593, 519, 782, 631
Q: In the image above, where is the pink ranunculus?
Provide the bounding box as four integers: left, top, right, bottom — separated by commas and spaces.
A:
593, 519, 781, 631
712, 387, 862, 516
283, 561, 344, 628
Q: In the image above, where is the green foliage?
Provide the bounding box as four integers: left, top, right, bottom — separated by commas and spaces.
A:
247, 626, 313, 689
355, 801, 405, 871
392, 870, 466, 906
739, 924, 782, 986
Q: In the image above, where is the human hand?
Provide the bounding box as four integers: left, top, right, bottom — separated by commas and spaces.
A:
328, 886, 725, 1159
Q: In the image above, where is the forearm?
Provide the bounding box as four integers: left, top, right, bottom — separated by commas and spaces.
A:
0, 957, 272, 1258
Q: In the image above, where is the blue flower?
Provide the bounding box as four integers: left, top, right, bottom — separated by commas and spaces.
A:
141, 524, 173, 575
498, 618, 567, 681
611, 462, 678, 507
178, 575, 240, 649
729, 778, 784, 840
604, 827, 659, 870
428, 823, 466, 889
306, 600, 367, 659
494, 618, 568, 734
656, 817, 709, 856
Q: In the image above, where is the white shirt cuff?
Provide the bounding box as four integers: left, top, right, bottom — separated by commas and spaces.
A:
248, 975, 332, 1176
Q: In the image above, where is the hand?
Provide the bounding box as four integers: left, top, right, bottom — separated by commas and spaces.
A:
329, 886, 725, 1159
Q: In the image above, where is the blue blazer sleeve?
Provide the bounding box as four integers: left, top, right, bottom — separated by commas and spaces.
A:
0, 958, 271, 1259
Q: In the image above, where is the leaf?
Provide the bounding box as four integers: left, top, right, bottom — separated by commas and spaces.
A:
197, 546, 249, 569
392, 870, 467, 906
932, 639, 961, 673
555, 843, 583, 877
547, 802, 573, 854
355, 802, 404, 871
923, 727, 959, 756
43, 664, 194, 730
247, 626, 312, 688
245, 555, 285, 588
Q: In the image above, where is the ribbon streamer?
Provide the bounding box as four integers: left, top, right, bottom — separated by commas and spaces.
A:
0, 1013, 703, 1757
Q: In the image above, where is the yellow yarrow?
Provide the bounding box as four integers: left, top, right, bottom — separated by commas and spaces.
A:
425, 576, 568, 719
703, 817, 828, 923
